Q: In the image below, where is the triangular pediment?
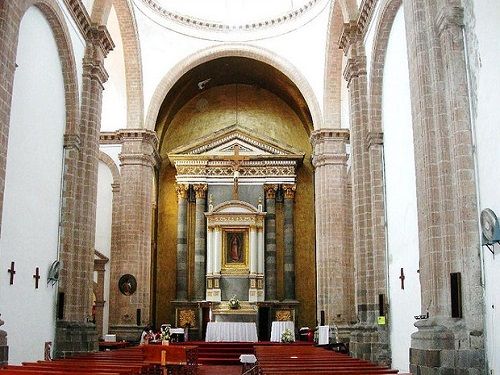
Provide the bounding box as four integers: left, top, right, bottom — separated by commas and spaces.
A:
168, 124, 304, 159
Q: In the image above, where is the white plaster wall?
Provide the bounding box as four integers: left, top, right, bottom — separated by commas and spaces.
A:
131, 0, 328, 130
100, 145, 122, 168
0, 7, 65, 364
95, 161, 114, 336
470, 3, 500, 373
101, 6, 128, 131
382, 8, 421, 372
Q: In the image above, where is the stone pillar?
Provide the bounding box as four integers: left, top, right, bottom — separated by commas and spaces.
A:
341, 22, 388, 362
193, 184, 207, 301
264, 185, 278, 300
249, 225, 259, 302
108, 130, 159, 340
93, 256, 108, 339
55, 25, 113, 357
0, 315, 7, 366
283, 184, 296, 301
311, 129, 354, 328
175, 183, 189, 301
404, 1, 484, 373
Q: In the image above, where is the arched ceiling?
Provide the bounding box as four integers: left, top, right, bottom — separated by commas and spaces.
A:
156, 57, 313, 147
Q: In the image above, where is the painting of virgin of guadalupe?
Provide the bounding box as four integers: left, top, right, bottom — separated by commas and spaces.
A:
225, 231, 245, 264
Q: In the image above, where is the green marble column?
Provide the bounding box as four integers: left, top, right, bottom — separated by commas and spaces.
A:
264, 185, 278, 300
193, 184, 207, 301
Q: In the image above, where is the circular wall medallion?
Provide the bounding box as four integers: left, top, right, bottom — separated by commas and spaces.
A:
118, 274, 137, 296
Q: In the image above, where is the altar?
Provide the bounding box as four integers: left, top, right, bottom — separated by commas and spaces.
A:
205, 322, 258, 342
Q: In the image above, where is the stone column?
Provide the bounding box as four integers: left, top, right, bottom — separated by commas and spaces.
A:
0, 315, 7, 366
283, 184, 296, 301
93, 256, 108, 339
175, 183, 189, 301
193, 184, 207, 301
55, 25, 113, 357
311, 129, 354, 327
404, 1, 484, 373
249, 225, 259, 302
264, 185, 278, 300
108, 130, 159, 340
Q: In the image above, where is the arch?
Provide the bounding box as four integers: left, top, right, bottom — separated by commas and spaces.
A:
145, 44, 324, 131
91, 0, 144, 128
0, 0, 79, 229
98, 151, 121, 184
323, 0, 345, 128
368, 0, 403, 133
337, 0, 359, 22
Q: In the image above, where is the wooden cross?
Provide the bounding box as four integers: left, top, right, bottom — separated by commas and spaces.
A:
227, 144, 249, 200
33, 267, 40, 289
399, 267, 405, 290
7, 261, 16, 285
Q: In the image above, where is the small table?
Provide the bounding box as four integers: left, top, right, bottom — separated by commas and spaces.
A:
239, 354, 257, 374
270, 321, 295, 342
205, 322, 258, 342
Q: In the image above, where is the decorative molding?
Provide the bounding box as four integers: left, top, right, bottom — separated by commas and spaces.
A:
339, 0, 378, 53
357, 0, 378, 37
139, 0, 321, 33
311, 154, 348, 168
87, 24, 114, 57
100, 131, 121, 144
310, 129, 350, 148
118, 153, 158, 168
62, 0, 92, 40
338, 21, 360, 52
118, 129, 159, 149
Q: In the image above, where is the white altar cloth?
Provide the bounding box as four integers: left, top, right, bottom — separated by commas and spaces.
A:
205, 322, 258, 342
318, 325, 330, 345
270, 321, 295, 342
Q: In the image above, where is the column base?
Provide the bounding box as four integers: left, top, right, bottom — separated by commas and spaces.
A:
108, 324, 143, 342
54, 321, 97, 358
350, 323, 390, 365
410, 317, 485, 374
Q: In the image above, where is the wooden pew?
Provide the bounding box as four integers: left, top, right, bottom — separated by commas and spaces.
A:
254, 345, 398, 375
141, 344, 198, 375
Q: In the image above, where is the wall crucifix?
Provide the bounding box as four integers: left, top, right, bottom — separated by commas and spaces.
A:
7, 261, 16, 285
399, 267, 405, 290
33, 267, 40, 289
227, 144, 249, 200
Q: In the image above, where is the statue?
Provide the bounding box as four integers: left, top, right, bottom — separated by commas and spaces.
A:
230, 235, 240, 262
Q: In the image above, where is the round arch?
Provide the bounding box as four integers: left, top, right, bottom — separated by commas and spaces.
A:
91, 0, 144, 128
145, 44, 324, 131
0, 0, 79, 230
368, 0, 403, 133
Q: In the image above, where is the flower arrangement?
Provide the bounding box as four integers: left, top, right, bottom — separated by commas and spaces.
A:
281, 328, 294, 343
228, 295, 240, 309
160, 324, 171, 344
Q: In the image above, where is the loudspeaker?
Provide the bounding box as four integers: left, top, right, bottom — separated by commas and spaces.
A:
320, 310, 325, 326
136, 308, 141, 326
57, 292, 64, 319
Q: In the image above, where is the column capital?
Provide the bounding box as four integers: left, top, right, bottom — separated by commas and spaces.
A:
119, 153, 159, 168
310, 129, 350, 148
176, 184, 190, 200
338, 21, 361, 55
193, 184, 208, 199
283, 184, 296, 200
311, 129, 350, 168
87, 24, 114, 58
343, 55, 367, 87
436, 5, 464, 37
264, 184, 279, 199
366, 131, 384, 149
118, 129, 159, 149
118, 130, 161, 167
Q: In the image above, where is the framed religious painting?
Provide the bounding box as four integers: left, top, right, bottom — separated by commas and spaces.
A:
222, 228, 249, 271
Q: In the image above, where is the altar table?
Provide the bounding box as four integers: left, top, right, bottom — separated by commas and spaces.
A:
205, 322, 258, 342
270, 320, 295, 342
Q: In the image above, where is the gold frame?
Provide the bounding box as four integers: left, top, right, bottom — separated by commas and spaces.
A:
222, 228, 249, 271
